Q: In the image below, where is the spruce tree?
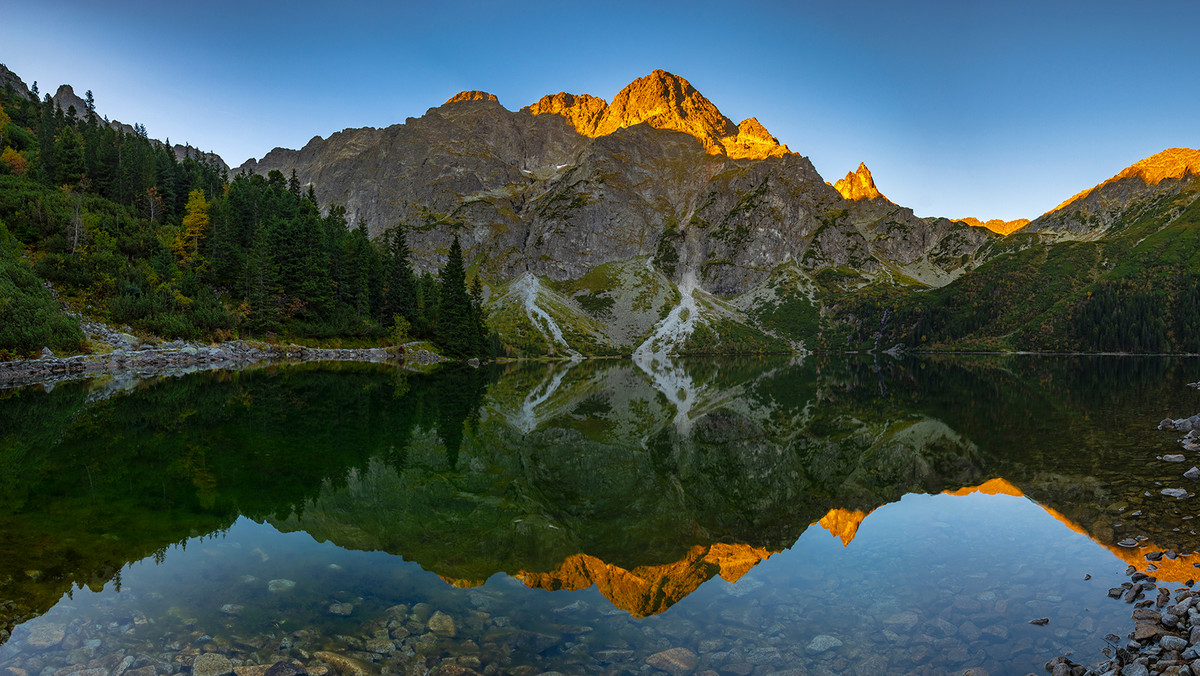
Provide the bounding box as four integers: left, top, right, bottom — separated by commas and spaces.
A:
469, 275, 488, 357
437, 236, 472, 356
383, 226, 417, 326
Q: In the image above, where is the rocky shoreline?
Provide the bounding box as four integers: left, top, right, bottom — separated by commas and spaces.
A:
1045, 395, 1200, 676
0, 322, 445, 392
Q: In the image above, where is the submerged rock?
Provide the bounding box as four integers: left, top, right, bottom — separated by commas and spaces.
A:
327, 602, 353, 616
645, 647, 699, 675
805, 634, 843, 653
1162, 488, 1190, 499
267, 579, 296, 592
312, 651, 376, 676
263, 663, 308, 676
24, 622, 66, 648
427, 610, 456, 637
193, 653, 234, 676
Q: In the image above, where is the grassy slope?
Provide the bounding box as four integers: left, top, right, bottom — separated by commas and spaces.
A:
817, 181, 1200, 353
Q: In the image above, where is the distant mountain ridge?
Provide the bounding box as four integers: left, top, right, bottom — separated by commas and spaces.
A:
6, 59, 1200, 356
231, 68, 1200, 355
0, 64, 229, 172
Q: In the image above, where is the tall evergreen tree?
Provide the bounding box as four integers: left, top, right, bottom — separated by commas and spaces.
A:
383, 226, 417, 326
437, 236, 473, 356
469, 275, 488, 357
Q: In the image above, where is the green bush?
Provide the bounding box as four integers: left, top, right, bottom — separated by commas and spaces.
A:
0, 222, 84, 358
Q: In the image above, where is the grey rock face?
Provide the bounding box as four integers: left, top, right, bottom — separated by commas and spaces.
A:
239, 96, 994, 296
1027, 173, 1198, 237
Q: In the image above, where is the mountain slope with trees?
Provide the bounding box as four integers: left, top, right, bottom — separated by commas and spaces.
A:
2, 63, 1199, 358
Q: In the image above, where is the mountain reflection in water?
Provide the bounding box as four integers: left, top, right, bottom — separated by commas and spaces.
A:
1, 355, 1199, 674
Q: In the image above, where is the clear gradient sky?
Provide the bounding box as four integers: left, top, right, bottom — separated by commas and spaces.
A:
5, 0, 1198, 220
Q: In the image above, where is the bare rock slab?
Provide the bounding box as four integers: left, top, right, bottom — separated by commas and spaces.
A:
646, 647, 699, 675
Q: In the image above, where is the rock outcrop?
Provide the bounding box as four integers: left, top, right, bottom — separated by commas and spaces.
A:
444, 90, 499, 105
832, 162, 887, 201
0, 63, 31, 99
525, 69, 791, 160
1026, 147, 1200, 237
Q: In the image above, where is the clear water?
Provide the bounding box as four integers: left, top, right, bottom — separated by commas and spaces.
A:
1, 356, 1198, 675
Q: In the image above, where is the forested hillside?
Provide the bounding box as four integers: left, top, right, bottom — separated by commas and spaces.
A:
0, 81, 492, 359
822, 180, 1200, 354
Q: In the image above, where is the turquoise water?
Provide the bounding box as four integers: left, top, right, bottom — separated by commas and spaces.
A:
1, 356, 1198, 674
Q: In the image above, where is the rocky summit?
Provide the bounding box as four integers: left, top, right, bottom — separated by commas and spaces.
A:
525, 69, 791, 160
832, 162, 887, 202
237, 69, 1000, 355
955, 217, 1031, 235
232, 67, 1200, 358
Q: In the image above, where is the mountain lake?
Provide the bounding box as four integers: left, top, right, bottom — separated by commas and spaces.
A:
2, 355, 1198, 675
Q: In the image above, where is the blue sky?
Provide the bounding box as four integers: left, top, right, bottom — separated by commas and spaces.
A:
6, 0, 1198, 220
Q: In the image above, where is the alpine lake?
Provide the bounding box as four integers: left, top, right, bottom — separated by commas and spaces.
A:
2, 355, 1199, 676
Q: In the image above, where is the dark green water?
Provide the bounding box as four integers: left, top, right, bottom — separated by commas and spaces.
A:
1, 355, 1198, 675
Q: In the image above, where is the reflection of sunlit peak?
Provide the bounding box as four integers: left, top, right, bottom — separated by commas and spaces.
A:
943, 477, 1025, 498
510, 543, 775, 617
817, 508, 873, 547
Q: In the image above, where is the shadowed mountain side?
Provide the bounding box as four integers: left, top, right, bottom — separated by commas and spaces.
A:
237, 70, 995, 300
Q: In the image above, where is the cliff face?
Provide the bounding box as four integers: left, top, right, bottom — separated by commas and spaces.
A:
238, 71, 991, 300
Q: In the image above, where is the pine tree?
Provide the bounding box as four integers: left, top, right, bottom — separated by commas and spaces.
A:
54, 126, 86, 187
245, 225, 278, 334
437, 236, 473, 356
469, 275, 488, 357
383, 226, 417, 326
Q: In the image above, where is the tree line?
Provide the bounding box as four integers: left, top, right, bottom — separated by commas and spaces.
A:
0, 81, 494, 359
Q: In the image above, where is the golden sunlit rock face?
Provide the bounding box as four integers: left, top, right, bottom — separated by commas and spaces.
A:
526, 69, 791, 160
832, 162, 887, 201
444, 90, 499, 105
1048, 147, 1200, 214
447, 543, 774, 618
957, 217, 1032, 235
817, 508, 872, 546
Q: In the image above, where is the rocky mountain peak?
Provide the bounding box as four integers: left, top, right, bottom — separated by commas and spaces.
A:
525, 69, 790, 160
957, 217, 1031, 235
0, 63, 31, 99
1027, 147, 1200, 236
526, 91, 608, 135
833, 162, 887, 201
444, 90, 500, 105
1048, 147, 1200, 214
598, 69, 735, 145
52, 84, 90, 118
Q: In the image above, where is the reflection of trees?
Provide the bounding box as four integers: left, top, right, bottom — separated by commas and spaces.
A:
4, 355, 1198, 633
0, 362, 496, 643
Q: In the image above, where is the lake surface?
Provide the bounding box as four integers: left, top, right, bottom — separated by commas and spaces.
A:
2, 355, 1199, 675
